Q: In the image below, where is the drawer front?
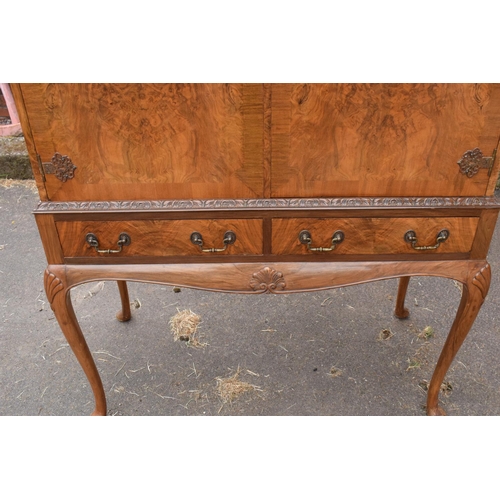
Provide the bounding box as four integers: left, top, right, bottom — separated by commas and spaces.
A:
56, 219, 263, 257
272, 217, 480, 255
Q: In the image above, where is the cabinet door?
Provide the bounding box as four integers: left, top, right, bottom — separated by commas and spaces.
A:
271, 84, 500, 198
19, 84, 265, 201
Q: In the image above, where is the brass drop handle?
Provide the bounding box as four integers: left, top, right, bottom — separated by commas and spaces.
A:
298, 230, 345, 252
190, 230, 236, 253
404, 229, 449, 251
86, 232, 131, 254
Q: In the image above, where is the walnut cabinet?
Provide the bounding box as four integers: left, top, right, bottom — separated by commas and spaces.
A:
12, 83, 500, 415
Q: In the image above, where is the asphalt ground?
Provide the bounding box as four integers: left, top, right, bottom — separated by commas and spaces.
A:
2, 180, 500, 417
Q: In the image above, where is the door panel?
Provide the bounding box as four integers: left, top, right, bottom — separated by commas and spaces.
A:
20, 84, 265, 201
271, 84, 500, 198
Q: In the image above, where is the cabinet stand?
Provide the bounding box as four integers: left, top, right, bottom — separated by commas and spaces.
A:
45, 259, 490, 415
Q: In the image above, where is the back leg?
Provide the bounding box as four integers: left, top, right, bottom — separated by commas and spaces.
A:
395, 276, 410, 319
116, 280, 132, 322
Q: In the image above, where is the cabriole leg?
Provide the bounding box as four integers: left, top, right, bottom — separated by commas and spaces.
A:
395, 276, 411, 319
116, 280, 132, 322
44, 267, 107, 416
426, 262, 491, 416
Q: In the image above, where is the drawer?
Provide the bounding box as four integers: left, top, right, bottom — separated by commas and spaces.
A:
272, 217, 480, 255
55, 219, 263, 257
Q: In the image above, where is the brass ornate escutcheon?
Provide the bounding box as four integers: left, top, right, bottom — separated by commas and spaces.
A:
404, 229, 449, 251
190, 230, 236, 253
457, 148, 493, 178
42, 152, 77, 182
86, 232, 131, 254
298, 230, 345, 252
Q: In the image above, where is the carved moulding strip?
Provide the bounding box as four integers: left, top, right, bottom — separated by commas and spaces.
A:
457, 148, 493, 178
35, 196, 500, 213
42, 153, 77, 182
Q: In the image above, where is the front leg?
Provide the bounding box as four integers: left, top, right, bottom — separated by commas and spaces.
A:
426, 262, 491, 416
44, 267, 107, 416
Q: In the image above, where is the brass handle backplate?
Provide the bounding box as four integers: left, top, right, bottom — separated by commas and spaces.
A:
298, 230, 345, 252
86, 232, 131, 254
404, 229, 449, 251
190, 230, 236, 253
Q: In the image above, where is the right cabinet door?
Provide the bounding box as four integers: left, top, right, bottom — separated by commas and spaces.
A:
270, 84, 500, 198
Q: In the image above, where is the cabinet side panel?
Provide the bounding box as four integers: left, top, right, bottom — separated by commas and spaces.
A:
485, 136, 500, 196
10, 84, 48, 200
469, 209, 499, 259
35, 214, 64, 264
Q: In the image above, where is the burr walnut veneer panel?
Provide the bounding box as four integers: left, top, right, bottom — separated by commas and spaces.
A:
272, 217, 479, 255
271, 84, 500, 197
55, 219, 263, 257
19, 84, 265, 201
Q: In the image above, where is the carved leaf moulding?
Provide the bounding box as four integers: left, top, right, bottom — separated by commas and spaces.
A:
35, 196, 500, 212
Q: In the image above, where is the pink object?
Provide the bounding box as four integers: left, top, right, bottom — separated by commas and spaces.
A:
0, 83, 22, 136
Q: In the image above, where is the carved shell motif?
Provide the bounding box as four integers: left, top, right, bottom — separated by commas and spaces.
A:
44, 269, 64, 309
472, 263, 491, 301
249, 267, 286, 293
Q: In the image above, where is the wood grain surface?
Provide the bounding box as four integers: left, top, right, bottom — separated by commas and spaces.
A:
19, 84, 265, 201
271, 84, 500, 198
16, 84, 500, 201
59, 260, 482, 294
55, 218, 263, 257
271, 217, 479, 255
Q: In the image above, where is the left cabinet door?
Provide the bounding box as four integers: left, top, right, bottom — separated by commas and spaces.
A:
17, 84, 265, 201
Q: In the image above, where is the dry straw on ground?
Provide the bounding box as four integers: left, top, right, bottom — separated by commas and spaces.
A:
417, 326, 434, 340
330, 366, 343, 377
216, 368, 261, 409
377, 328, 394, 341
419, 380, 453, 395
169, 308, 206, 348
0, 179, 38, 193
